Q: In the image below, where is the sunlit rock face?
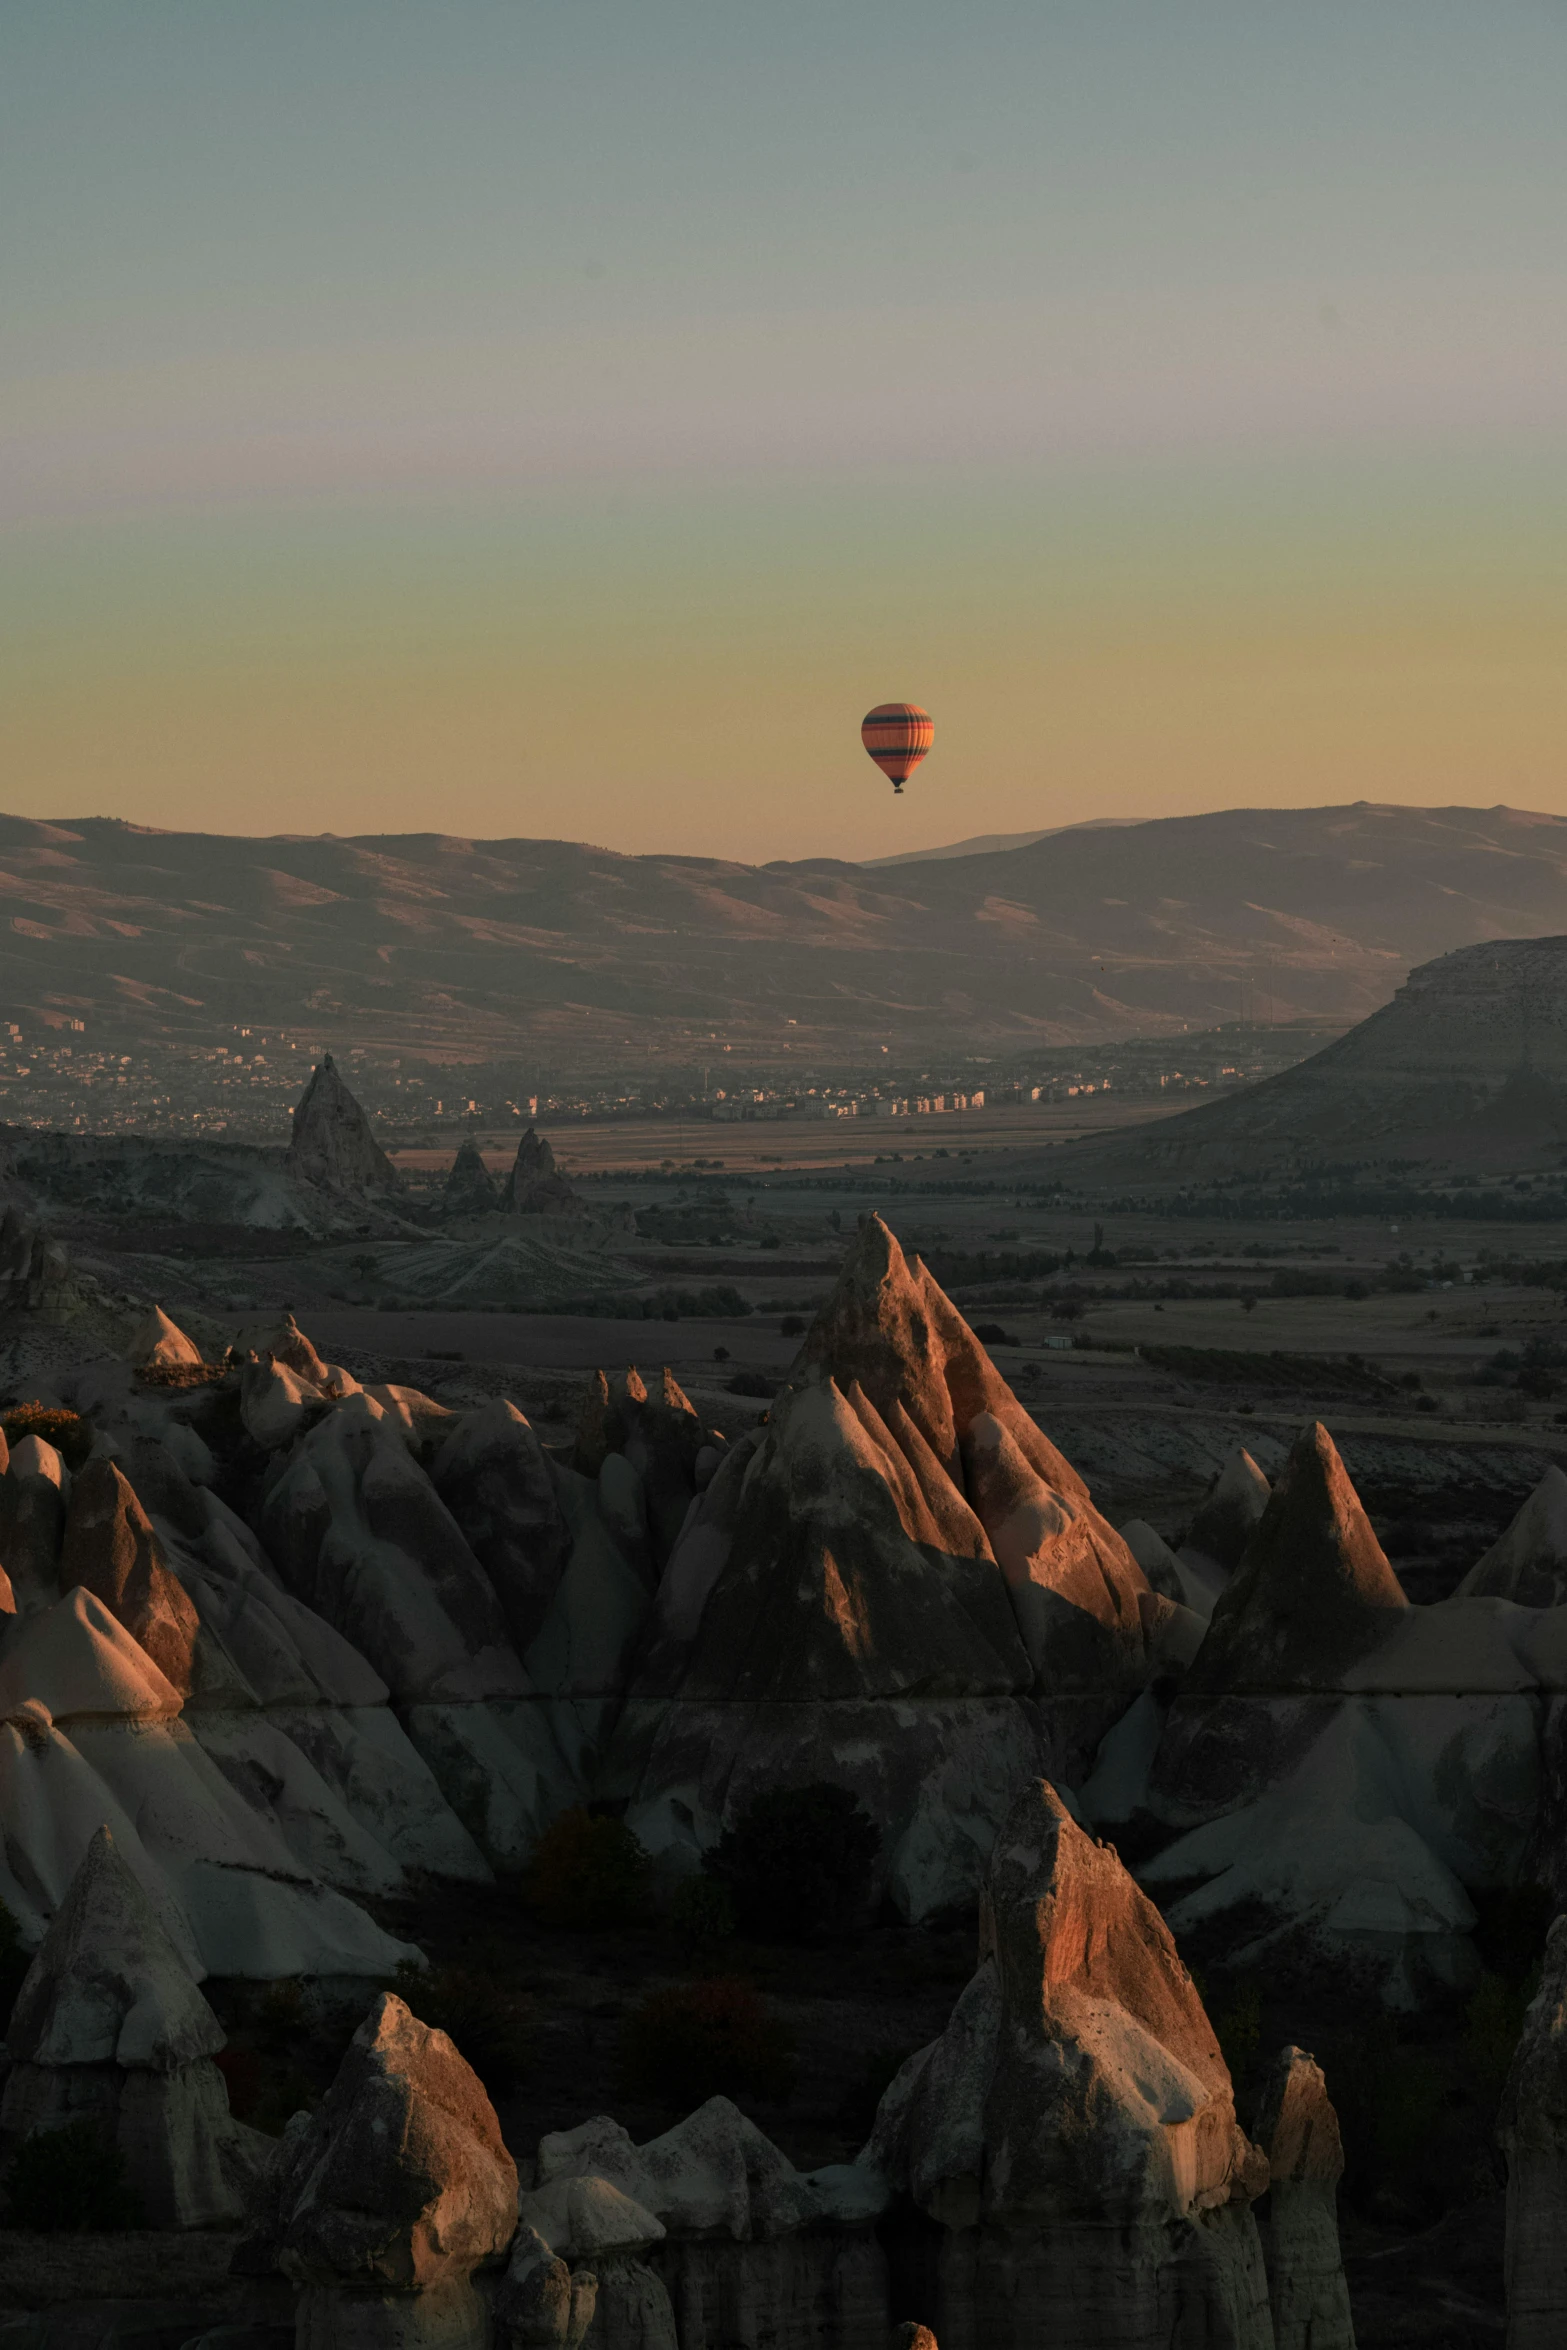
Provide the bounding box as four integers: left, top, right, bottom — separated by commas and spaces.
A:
1250, 2045, 1355, 2350
1, 1826, 272, 2227
610, 1216, 1158, 1920
259, 1992, 517, 2350
862, 1778, 1273, 2349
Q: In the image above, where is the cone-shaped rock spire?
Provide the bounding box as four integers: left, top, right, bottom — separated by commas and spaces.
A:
60, 1456, 200, 1696
286, 1054, 400, 1196
1459, 1465, 1567, 1609
1185, 1422, 1408, 1693
502, 1126, 582, 1215
1184, 1448, 1272, 1577
124, 1305, 203, 1370
442, 1135, 499, 1216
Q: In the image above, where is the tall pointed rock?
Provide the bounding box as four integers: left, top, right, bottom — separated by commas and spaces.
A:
443, 1136, 499, 1216
60, 1455, 200, 1696
1458, 1465, 1567, 1609
1186, 1422, 1408, 1695
286, 1054, 400, 1197
2, 1826, 268, 2226
502, 1126, 582, 1215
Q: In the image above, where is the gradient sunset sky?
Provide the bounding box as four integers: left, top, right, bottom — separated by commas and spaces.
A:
4, 2, 1566, 863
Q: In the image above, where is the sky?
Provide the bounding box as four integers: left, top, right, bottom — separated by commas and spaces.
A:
3, 1, 1567, 864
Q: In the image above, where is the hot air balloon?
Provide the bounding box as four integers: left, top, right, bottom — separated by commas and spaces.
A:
861, 702, 933, 794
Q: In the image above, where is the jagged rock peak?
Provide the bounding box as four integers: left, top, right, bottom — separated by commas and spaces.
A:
124, 1304, 203, 1370
981, 1781, 1235, 2119
1185, 1448, 1272, 1574
503, 1124, 582, 1215
7, 1825, 220, 2067
442, 1135, 498, 1215
1459, 1465, 1567, 1609
791, 1212, 1087, 1498
233, 1305, 332, 1387
1251, 2046, 1355, 2350
285, 1053, 400, 1197
1185, 1421, 1409, 1694
60, 1454, 200, 1695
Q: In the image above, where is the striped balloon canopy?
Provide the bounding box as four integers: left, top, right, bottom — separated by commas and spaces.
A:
860, 702, 933, 794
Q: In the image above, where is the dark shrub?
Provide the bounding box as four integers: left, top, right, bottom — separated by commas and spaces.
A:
779, 1315, 806, 1336
971, 1322, 1020, 1347
526, 1808, 651, 1930
669, 1875, 736, 1954
392, 1960, 530, 2095
726, 1370, 777, 1400
620, 1977, 795, 2108
705, 1782, 880, 1941
6, 2121, 145, 2231
1, 1406, 93, 1469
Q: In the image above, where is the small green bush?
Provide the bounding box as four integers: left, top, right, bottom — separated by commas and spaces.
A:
6, 2121, 145, 2231
706, 1783, 880, 1941
620, 1977, 795, 2108
526, 1808, 652, 1930
392, 1960, 530, 2095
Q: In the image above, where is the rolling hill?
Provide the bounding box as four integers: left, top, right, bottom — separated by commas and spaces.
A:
5, 801, 1567, 1068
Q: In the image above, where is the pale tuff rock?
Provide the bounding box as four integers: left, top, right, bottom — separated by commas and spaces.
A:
530, 2101, 888, 2350
1120, 1517, 1186, 1604
286, 1055, 401, 1198
271, 1993, 517, 2350
1188, 1424, 1408, 1695
1251, 2045, 1355, 2350
494, 2224, 598, 2349
124, 1304, 204, 1370
503, 1128, 582, 1217
443, 1137, 499, 1217
571, 1366, 713, 1575
612, 1219, 1159, 1915
1180, 1447, 1273, 1605
233, 1308, 335, 1389
1500, 1914, 1567, 2350
60, 1454, 201, 1695
1460, 1466, 1567, 1609
865, 1779, 1272, 2349
1, 1826, 270, 2227
433, 1399, 574, 1655
791, 1213, 1089, 1501
0, 1433, 68, 1618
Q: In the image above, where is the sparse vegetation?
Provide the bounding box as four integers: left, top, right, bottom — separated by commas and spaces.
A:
5, 2121, 145, 2231
525, 1807, 652, 1931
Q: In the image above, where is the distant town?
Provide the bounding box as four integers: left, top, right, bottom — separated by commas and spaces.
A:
0, 1014, 1340, 1144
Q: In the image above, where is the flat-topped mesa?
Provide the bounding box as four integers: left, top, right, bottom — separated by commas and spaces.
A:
1184, 1421, 1409, 1696
1459, 1465, 1567, 1609
286, 1054, 401, 1198
1, 1826, 269, 2227
791, 1213, 1088, 1499
442, 1136, 499, 1217
865, 1779, 1271, 2346
502, 1126, 582, 1216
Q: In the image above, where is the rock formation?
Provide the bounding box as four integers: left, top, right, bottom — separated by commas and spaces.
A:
862, 1777, 1272, 2346
263, 1991, 517, 2349
1178, 1447, 1272, 1616
286, 1055, 401, 1199
1250, 2045, 1355, 2350
125, 1304, 204, 1370
1460, 1466, 1567, 1609
525, 2095, 888, 2349
1500, 1914, 1567, 2350
443, 1137, 499, 1217
610, 1215, 1156, 1918
503, 1128, 582, 1216
0, 1826, 270, 2227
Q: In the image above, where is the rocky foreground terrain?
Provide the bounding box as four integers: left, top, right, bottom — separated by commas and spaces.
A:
6, 801, 1567, 1069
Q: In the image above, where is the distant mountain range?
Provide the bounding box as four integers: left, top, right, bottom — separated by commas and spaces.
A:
5, 802, 1567, 1069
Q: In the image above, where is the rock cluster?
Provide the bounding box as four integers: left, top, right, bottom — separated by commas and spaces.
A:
503, 1128, 583, 1217
253, 1992, 517, 2348
443, 1136, 500, 1217
1, 1826, 270, 2227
